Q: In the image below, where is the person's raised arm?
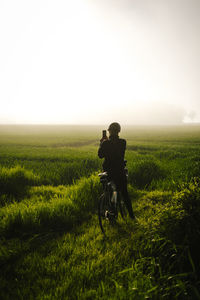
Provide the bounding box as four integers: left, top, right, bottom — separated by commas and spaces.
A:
98, 139, 107, 158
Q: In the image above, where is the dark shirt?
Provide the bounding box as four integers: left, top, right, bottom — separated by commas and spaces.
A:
98, 135, 126, 177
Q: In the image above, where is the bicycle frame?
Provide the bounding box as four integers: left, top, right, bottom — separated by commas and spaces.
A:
98, 172, 127, 234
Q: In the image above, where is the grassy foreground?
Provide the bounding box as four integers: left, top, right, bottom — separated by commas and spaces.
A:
0, 125, 200, 299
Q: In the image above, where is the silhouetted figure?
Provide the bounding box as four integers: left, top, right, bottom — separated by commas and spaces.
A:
98, 122, 135, 219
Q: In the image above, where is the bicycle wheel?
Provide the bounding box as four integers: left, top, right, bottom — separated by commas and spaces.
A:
98, 193, 113, 234
119, 197, 128, 220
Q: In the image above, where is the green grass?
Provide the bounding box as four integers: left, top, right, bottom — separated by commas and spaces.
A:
1, 181, 199, 299
0, 174, 101, 238
0, 125, 200, 299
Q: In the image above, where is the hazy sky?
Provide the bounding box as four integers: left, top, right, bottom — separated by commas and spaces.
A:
0, 0, 199, 125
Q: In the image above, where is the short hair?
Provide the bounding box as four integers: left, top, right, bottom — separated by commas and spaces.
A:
108, 122, 121, 133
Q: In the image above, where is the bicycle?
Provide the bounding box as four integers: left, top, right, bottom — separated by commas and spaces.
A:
98, 166, 129, 234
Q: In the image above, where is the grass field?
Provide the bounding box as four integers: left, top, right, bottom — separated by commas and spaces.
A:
0, 124, 200, 299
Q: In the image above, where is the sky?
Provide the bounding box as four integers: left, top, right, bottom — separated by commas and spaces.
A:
0, 0, 199, 125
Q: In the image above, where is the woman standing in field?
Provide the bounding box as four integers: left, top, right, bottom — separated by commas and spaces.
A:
98, 122, 135, 219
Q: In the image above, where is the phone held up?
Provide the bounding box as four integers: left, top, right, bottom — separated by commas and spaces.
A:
102, 130, 107, 139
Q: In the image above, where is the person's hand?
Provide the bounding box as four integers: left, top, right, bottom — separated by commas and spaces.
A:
100, 137, 108, 144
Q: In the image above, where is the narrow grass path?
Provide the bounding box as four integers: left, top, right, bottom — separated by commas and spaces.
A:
0, 185, 198, 299
1, 214, 140, 300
